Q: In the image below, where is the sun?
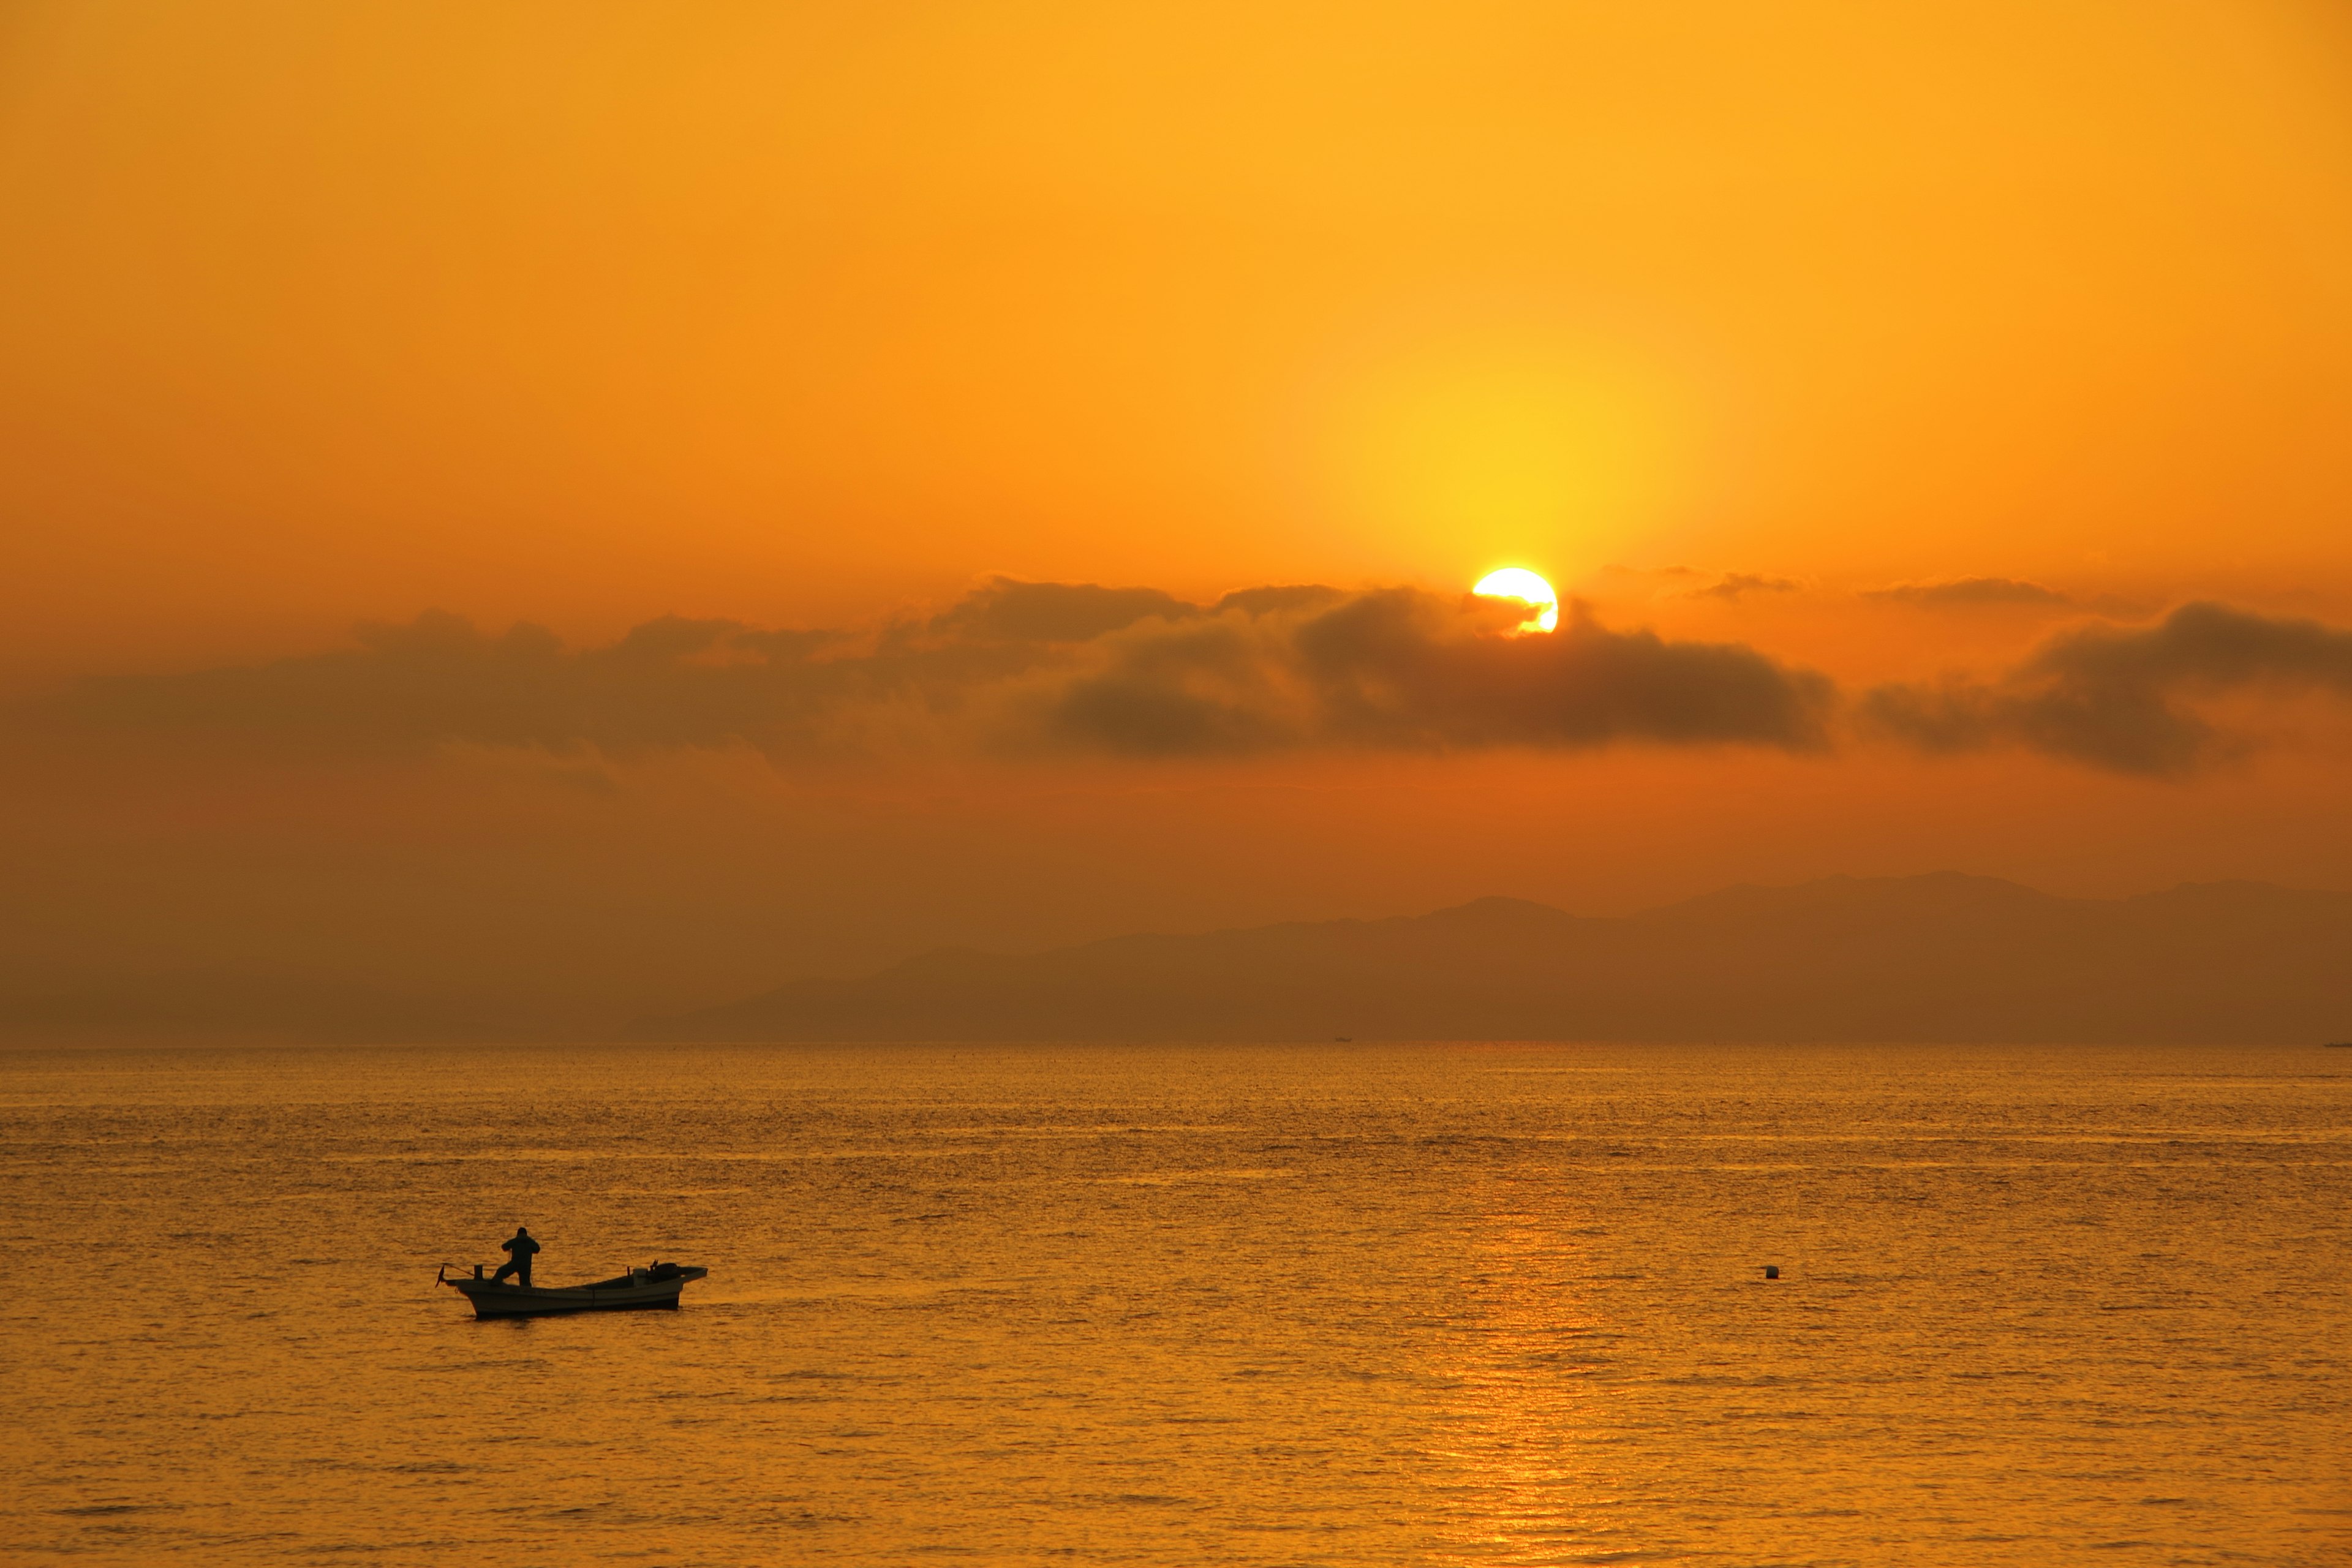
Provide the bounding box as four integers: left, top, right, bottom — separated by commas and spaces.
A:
1472, 567, 1559, 633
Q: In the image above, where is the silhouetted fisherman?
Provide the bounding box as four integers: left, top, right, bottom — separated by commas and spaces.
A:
491, 1226, 541, 1287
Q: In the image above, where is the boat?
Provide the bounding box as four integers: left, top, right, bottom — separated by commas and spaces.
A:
437, 1260, 709, 1318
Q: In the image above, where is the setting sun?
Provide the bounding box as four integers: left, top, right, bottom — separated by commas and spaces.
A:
1473, 567, 1559, 633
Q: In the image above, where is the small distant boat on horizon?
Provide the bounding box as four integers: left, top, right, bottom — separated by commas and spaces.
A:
2326, 1041, 2352, 1049
437, 1260, 709, 1319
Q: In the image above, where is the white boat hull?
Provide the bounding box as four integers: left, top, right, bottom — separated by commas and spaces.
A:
440, 1265, 707, 1319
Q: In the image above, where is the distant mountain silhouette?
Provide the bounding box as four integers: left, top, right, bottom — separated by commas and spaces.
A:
632, 874, 2352, 1044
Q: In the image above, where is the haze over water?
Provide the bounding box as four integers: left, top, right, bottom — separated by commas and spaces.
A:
5, 1041, 2347, 1566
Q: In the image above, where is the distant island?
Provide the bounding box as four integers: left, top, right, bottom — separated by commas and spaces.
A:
632, 872, 2352, 1046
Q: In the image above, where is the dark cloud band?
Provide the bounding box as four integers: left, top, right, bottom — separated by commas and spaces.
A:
22, 580, 1836, 763
1047, 589, 1834, 755
1860, 601, 2352, 775
27, 586, 2351, 775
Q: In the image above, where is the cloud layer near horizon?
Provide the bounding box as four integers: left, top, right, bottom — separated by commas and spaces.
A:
1860, 601, 2352, 775
21, 581, 1836, 763
18, 582, 2352, 775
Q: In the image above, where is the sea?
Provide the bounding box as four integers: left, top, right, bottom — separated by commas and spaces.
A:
2, 1041, 2346, 1566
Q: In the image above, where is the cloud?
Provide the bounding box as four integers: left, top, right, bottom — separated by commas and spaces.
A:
1688, 572, 1803, 602
1864, 576, 2071, 608
1210, 584, 1349, 617
919, 578, 1198, 644
31, 609, 856, 760
1860, 601, 2352, 775
22, 579, 1838, 763
1046, 590, 1833, 755
23, 584, 2352, 778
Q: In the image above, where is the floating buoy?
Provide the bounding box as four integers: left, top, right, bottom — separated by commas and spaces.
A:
1762, 1265, 1780, 1280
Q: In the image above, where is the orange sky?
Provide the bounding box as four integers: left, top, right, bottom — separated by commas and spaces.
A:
4, 1, 2351, 1030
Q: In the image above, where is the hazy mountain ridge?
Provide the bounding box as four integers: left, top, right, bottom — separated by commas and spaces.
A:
635, 873, 2352, 1044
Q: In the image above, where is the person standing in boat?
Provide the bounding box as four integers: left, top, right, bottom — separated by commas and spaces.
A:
491, 1225, 540, 1287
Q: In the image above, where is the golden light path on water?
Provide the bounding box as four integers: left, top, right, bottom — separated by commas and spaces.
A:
3, 1042, 2348, 1564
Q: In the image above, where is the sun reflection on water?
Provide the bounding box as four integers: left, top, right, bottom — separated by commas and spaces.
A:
1426, 1185, 1624, 1565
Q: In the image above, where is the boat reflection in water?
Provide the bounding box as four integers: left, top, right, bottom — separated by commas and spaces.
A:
437, 1261, 709, 1319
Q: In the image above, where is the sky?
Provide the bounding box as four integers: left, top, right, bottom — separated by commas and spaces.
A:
4, 1, 2351, 1034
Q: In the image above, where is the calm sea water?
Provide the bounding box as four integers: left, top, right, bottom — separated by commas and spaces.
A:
2, 1042, 2346, 1566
